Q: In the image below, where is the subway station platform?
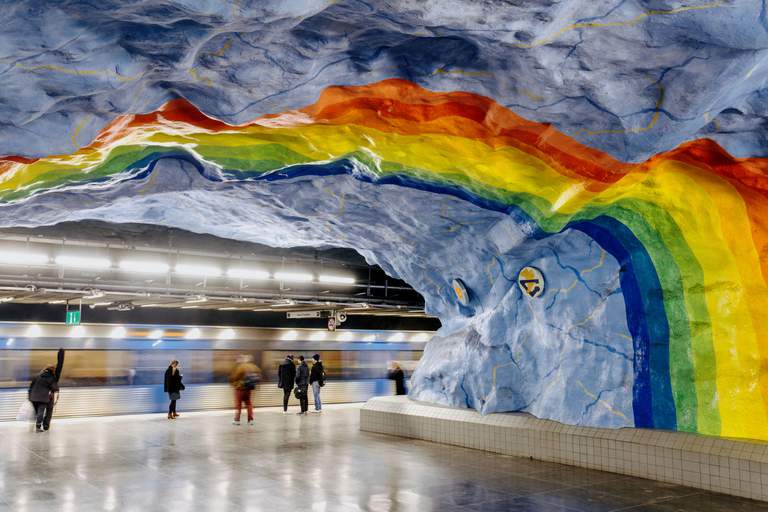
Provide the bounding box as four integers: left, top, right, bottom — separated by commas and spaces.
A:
1, 405, 766, 512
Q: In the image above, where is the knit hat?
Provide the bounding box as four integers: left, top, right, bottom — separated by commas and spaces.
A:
313, 354, 320, 361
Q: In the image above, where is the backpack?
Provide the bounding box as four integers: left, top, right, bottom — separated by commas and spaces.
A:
243, 373, 259, 391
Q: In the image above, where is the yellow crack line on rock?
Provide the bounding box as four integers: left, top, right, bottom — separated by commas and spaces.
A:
575, 379, 629, 421
15, 63, 140, 82
513, 2, 726, 49
70, 114, 93, 149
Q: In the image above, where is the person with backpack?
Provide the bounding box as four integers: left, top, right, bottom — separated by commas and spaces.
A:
277, 354, 296, 414
388, 361, 407, 396
163, 360, 185, 420
28, 363, 59, 432
309, 353, 325, 413
229, 355, 259, 426
294, 355, 310, 415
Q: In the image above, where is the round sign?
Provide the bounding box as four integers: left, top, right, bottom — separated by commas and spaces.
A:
451, 278, 470, 307
517, 267, 545, 298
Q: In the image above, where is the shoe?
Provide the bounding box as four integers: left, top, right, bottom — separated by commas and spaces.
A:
311, 410, 321, 413
296, 412, 306, 415
247, 421, 254, 426
173, 413, 180, 418
282, 410, 290, 414
35, 426, 43, 433
168, 413, 174, 420
232, 420, 241, 425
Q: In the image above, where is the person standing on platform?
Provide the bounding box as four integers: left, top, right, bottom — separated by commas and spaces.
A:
230, 355, 258, 426
28, 364, 59, 432
277, 354, 296, 414
388, 362, 407, 396
309, 353, 325, 413
164, 360, 185, 420
295, 355, 309, 415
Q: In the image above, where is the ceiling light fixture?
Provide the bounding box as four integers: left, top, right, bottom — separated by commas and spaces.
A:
0, 296, 14, 303
318, 274, 355, 285
174, 264, 221, 277
218, 307, 238, 311
148, 329, 163, 339
185, 295, 207, 304
119, 260, 169, 274
274, 271, 313, 283
181, 305, 200, 309
5, 337, 14, 346
140, 303, 160, 308
0, 251, 48, 265
92, 302, 113, 307
185, 328, 201, 339
83, 290, 105, 299
55, 255, 111, 270
227, 268, 270, 280
48, 300, 67, 305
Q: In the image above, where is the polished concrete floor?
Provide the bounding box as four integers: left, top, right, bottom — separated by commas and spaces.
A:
1, 404, 766, 511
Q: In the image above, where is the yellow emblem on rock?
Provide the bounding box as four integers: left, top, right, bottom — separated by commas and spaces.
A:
518, 267, 544, 298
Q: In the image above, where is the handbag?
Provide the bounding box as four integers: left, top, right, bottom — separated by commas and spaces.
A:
293, 387, 303, 399
169, 392, 181, 401
16, 401, 35, 422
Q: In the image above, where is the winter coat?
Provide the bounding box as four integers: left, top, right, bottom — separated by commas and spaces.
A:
164, 366, 184, 394
229, 362, 258, 390
309, 361, 325, 385
295, 362, 309, 387
388, 368, 406, 396
28, 369, 59, 403
277, 358, 296, 389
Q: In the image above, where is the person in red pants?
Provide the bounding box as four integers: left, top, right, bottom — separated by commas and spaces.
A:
229, 355, 259, 426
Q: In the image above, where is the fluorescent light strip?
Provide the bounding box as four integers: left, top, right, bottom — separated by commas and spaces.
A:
0, 251, 48, 265
148, 330, 163, 339
218, 307, 238, 311
48, 300, 67, 304
92, 302, 112, 307
227, 268, 270, 280
174, 264, 221, 277
56, 255, 111, 269
181, 305, 200, 309
318, 274, 355, 285
119, 260, 169, 274
140, 304, 160, 308
0, 297, 13, 303
274, 271, 313, 283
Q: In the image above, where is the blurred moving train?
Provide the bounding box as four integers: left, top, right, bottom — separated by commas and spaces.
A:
0, 322, 431, 420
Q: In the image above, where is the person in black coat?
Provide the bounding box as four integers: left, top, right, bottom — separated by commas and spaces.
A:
28, 364, 59, 432
294, 356, 309, 415
163, 360, 184, 420
387, 362, 407, 396
309, 354, 325, 413
277, 355, 296, 413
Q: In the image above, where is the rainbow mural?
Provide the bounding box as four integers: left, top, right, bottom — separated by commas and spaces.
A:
1, 78, 768, 440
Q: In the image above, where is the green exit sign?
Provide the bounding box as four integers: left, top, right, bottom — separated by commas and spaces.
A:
65, 310, 81, 325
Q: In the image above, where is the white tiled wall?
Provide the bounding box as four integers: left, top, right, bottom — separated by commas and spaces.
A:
360, 396, 768, 502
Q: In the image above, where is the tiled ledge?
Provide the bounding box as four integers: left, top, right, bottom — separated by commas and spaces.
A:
360, 396, 768, 502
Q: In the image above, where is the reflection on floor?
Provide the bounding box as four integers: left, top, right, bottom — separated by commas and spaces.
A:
0, 404, 766, 511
